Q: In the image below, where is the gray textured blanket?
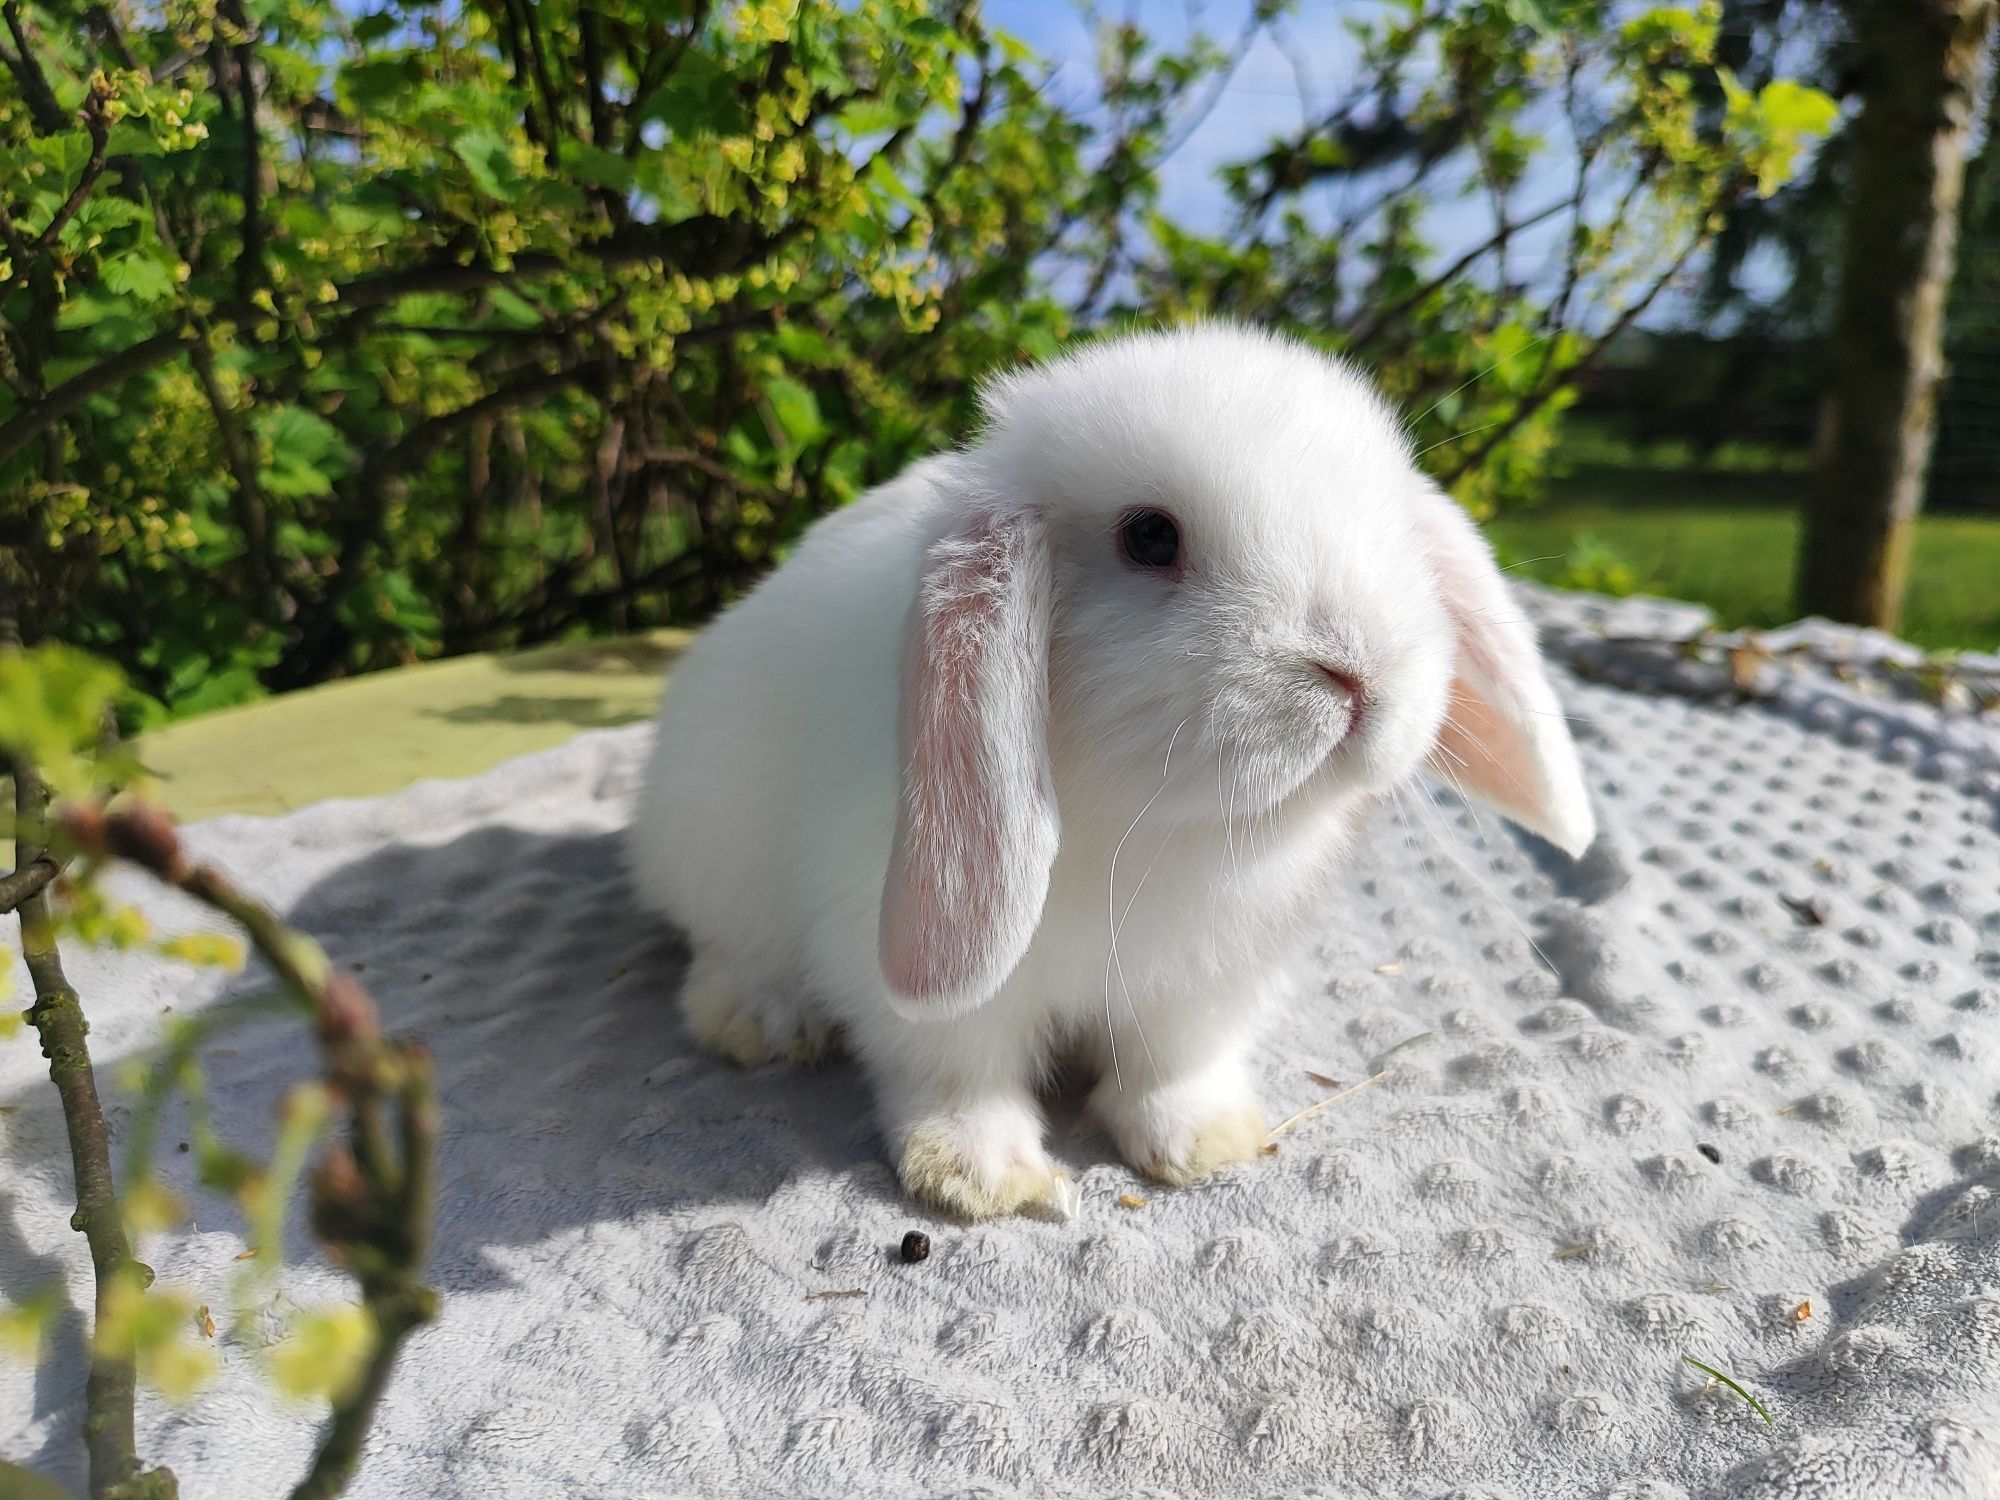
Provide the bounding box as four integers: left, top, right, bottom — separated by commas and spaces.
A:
4, 588, 1999, 1499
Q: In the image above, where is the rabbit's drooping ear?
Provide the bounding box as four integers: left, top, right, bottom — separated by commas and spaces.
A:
879, 503, 1061, 1013
1412, 486, 1596, 858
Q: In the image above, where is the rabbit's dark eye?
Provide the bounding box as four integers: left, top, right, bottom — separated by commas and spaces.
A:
1119, 509, 1180, 569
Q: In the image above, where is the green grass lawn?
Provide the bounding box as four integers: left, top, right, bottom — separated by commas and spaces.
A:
1486, 469, 2000, 654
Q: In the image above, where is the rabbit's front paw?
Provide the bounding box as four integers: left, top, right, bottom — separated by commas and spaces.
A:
897, 1105, 1064, 1221
1094, 1070, 1269, 1188
681, 956, 839, 1068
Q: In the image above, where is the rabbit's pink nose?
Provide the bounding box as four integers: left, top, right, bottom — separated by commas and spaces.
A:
1316, 664, 1365, 705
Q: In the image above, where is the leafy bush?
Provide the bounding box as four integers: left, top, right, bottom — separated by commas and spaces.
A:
1546, 530, 1644, 595
0, 0, 1833, 717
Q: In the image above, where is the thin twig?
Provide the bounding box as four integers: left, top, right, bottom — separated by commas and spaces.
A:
0, 0, 66, 133
625, 0, 714, 154
4, 626, 175, 1500
216, 0, 265, 305
60, 802, 438, 1498
1266, 1068, 1391, 1139
1344, 195, 1576, 354
287, 1051, 436, 1500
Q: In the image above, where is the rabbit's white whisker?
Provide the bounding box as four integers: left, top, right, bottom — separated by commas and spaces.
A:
1411, 422, 1499, 460
1228, 758, 1245, 882
1163, 712, 1195, 778
1105, 771, 1176, 1091
1430, 736, 1471, 771
1405, 331, 1552, 431
1219, 744, 1238, 881
1427, 747, 1493, 848
1104, 988, 1121, 1092
1114, 825, 1174, 940
1438, 708, 1537, 806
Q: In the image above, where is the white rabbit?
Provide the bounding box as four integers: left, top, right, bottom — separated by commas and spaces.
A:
626, 324, 1594, 1220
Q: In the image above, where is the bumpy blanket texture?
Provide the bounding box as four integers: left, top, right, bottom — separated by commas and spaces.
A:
4, 587, 2000, 1499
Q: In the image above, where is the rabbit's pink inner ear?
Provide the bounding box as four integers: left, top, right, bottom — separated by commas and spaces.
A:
880, 507, 1060, 1009
1414, 489, 1596, 859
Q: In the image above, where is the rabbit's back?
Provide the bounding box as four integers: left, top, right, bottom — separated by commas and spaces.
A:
625, 459, 950, 995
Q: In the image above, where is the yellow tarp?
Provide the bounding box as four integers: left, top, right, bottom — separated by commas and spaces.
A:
136, 631, 688, 821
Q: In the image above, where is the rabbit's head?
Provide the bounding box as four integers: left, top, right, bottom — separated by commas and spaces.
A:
881, 325, 1593, 1011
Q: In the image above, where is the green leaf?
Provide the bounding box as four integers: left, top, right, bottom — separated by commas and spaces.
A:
259, 406, 334, 466
1722, 71, 1839, 196
525, 176, 589, 214
1759, 79, 1839, 136
567, 141, 635, 192
71, 197, 147, 234
0, 646, 129, 799
29, 131, 93, 180
453, 126, 519, 201
836, 98, 908, 137
351, 10, 400, 43
722, 420, 763, 468
865, 151, 922, 213
774, 323, 841, 367
104, 122, 167, 157
1502, 0, 1559, 35
763, 375, 824, 449
1715, 64, 1752, 116
99, 252, 176, 304
166, 663, 265, 718
1619, 5, 1720, 57
342, 56, 418, 109
630, 155, 699, 223
636, 51, 746, 137
255, 405, 349, 498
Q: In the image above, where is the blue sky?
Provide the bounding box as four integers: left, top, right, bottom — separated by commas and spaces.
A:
991, 0, 1383, 228
984, 0, 1802, 326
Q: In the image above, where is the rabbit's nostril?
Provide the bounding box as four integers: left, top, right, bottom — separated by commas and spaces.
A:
1316, 664, 1365, 704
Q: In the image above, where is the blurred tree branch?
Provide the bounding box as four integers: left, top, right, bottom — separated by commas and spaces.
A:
61, 803, 441, 1500
0, 0, 67, 132
0, 853, 59, 912
3, 617, 176, 1500
0, 213, 779, 470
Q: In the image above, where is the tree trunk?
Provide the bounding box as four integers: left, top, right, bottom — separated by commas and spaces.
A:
1796, 0, 1997, 629
1930, 59, 2000, 511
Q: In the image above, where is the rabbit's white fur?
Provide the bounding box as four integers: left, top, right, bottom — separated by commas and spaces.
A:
627, 324, 1594, 1219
